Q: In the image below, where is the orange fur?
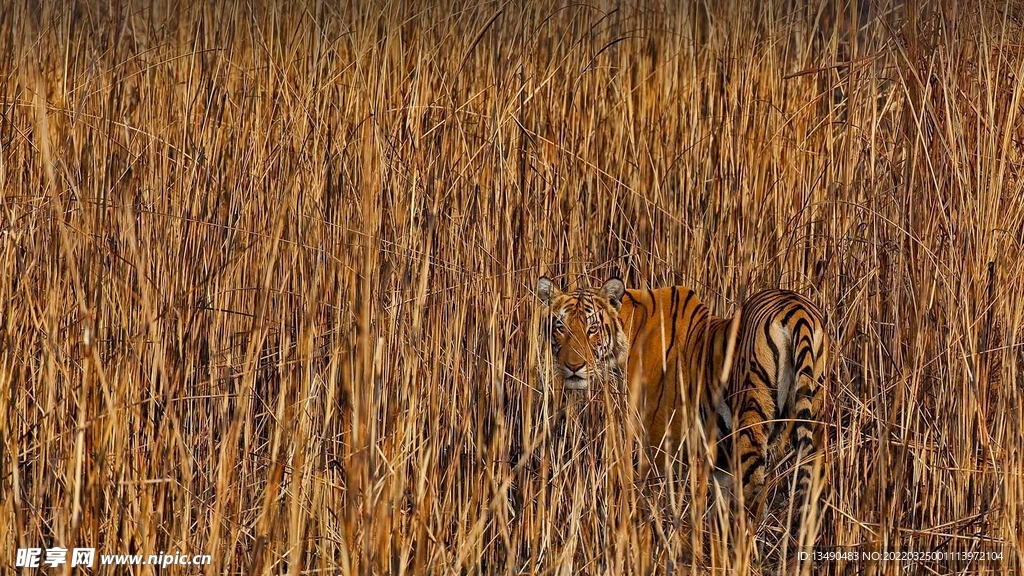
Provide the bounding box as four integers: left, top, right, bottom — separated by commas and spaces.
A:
538, 277, 827, 519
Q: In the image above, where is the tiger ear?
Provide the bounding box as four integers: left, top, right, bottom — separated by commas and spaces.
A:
601, 277, 625, 308
537, 276, 560, 305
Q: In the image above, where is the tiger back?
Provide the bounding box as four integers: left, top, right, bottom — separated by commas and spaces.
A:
537, 276, 828, 520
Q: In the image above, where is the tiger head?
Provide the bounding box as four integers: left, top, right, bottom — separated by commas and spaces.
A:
536, 276, 628, 390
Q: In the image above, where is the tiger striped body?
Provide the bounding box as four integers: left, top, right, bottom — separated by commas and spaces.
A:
537, 277, 827, 519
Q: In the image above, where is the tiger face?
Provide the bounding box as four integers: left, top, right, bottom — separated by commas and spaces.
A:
536, 276, 628, 390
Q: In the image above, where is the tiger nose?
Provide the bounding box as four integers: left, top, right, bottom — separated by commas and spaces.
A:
566, 361, 585, 373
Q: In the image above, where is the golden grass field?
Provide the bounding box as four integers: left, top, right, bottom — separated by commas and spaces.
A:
2, 1, 1023, 574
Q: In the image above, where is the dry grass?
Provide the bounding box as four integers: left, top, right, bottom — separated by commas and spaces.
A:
2, 1, 1023, 574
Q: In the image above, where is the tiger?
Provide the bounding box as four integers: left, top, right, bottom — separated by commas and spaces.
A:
536, 275, 828, 520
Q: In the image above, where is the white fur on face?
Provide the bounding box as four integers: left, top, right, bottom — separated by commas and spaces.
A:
562, 364, 589, 389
